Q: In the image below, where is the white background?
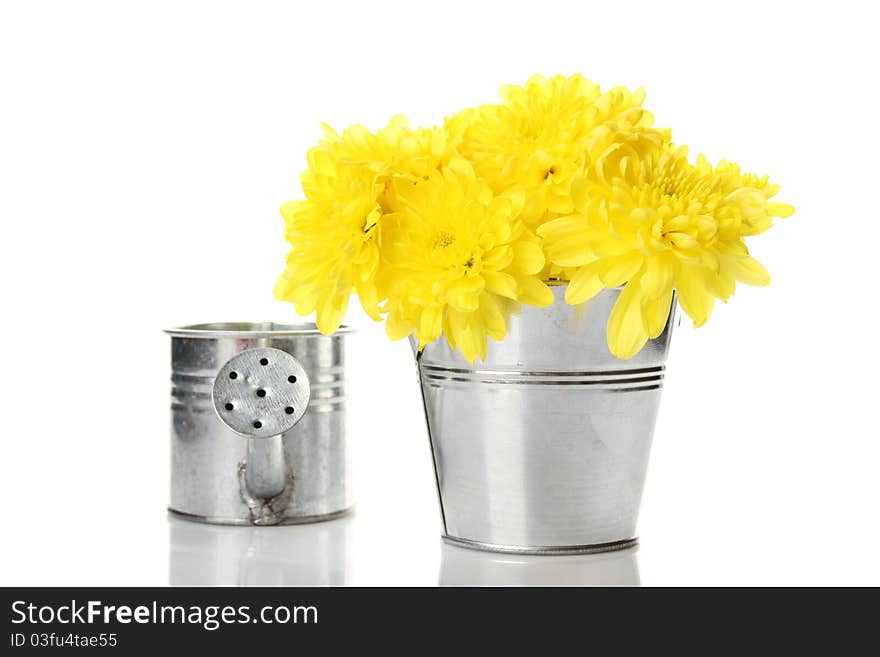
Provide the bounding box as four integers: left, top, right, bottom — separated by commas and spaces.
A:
1, 0, 877, 586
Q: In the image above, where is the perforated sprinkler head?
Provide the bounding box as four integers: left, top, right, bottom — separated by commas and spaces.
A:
212, 347, 311, 439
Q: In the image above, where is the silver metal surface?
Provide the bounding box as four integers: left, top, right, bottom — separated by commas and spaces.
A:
167, 507, 351, 527
167, 322, 353, 525
212, 347, 310, 439
241, 435, 289, 502
237, 449, 294, 525
442, 536, 638, 556
439, 542, 640, 586
413, 286, 676, 553
168, 513, 353, 585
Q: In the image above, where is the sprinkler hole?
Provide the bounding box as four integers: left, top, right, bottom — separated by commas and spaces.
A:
259, 357, 269, 366
229, 371, 238, 380
256, 389, 266, 398
285, 406, 294, 415
224, 402, 234, 411
253, 420, 262, 429
288, 375, 297, 383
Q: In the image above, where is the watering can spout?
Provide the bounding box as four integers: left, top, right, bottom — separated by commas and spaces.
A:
212, 347, 311, 525
243, 436, 287, 499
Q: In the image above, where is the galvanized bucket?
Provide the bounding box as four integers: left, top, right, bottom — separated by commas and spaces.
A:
166, 322, 352, 526
412, 286, 676, 555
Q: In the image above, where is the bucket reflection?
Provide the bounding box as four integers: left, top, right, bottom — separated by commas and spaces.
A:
439, 542, 640, 586
168, 513, 353, 586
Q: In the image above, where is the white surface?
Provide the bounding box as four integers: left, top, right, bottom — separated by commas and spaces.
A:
1, 0, 878, 586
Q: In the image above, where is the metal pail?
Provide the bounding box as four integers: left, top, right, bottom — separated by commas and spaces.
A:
413, 286, 676, 554
166, 322, 352, 525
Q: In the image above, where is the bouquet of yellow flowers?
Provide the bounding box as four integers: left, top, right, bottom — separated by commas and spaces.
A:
276, 75, 792, 362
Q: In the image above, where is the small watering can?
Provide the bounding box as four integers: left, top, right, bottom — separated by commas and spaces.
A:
166, 322, 352, 525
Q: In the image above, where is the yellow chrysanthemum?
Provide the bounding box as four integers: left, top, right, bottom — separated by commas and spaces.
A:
276, 75, 792, 363
319, 114, 454, 182
538, 139, 794, 358
450, 73, 662, 230
379, 166, 553, 362
275, 117, 457, 333
275, 150, 381, 333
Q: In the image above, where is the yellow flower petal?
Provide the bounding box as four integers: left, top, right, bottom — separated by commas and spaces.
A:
280, 200, 303, 222
417, 304, 444, 345
598, 252, 643, 287
606, 281, 649, 359
542, 235, 595, 268
565, 263, 604, 305
675, 267, 714, 327
733, 256, 771, 286
515, 276, 554, 307
478, 293, 507, 340
639, 256, 676, 299
768, 202, 794, 218
482, 245, 514, 270
483, 271, 518, 300
446, 276, 484, 311
316, 293, 349, 335
509, 241, 545, 275
385, 307, 415, 341
445, 309, 486, 363
536, 214, 581, 237
641, 287, 674, 338
355, 278, 382, 321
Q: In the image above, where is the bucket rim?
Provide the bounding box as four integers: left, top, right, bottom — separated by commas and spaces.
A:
164, 322, 353, 338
